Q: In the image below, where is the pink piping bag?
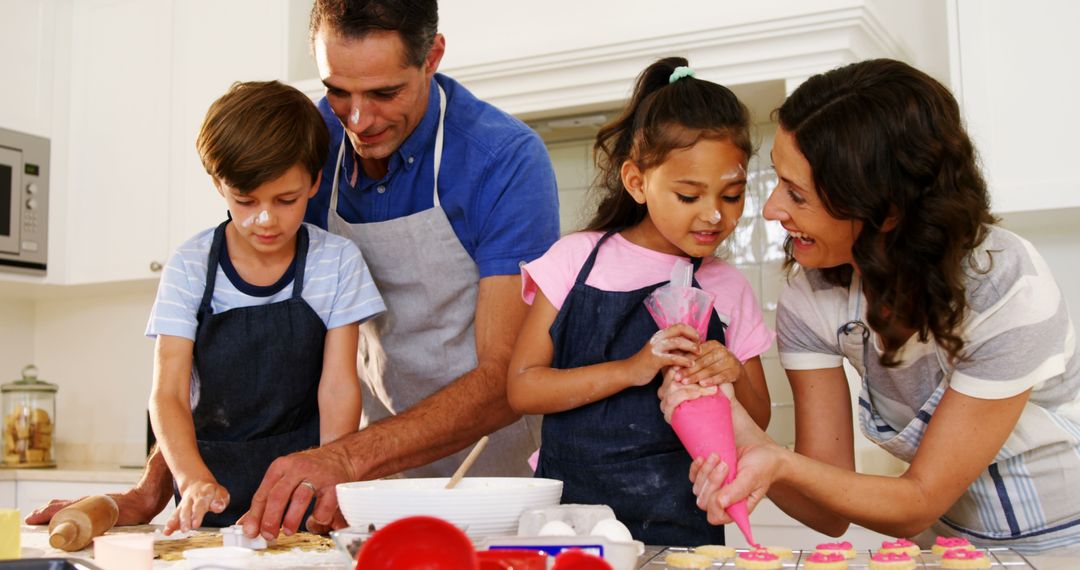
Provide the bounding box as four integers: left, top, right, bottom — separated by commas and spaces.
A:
644, 259, 756, 547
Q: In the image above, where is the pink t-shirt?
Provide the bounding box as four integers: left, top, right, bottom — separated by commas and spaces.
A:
522, 231, 775, 363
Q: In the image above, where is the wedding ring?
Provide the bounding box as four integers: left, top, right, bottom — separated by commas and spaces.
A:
299, 480, 317, 494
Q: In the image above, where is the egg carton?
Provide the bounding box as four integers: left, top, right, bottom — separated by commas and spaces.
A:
637, 547, 1037, 569
476, 535, 643, 570
473, 504, 645, 570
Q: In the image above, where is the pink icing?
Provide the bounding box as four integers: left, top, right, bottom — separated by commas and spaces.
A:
935, 536, 972, 548
670, 393, 755, 546
807, 552, 845, 563
817, 541, 853, 550
881, 538, 915, 549
943, 549, 986, 560
872, 552, 912, 562
739, 550, 780, 561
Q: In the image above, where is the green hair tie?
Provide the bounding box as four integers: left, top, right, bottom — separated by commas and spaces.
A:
668, 66, 695, 84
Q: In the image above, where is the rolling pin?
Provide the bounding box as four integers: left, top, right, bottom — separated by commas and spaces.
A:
48, 495, 119, 551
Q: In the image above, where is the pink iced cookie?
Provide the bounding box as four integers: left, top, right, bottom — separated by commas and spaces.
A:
815, 540, 856, 558
734, 550, 781, 570
931, 536, 975, 556
941, 548, 990, 569
879, 538, 920, 557
869, 552, 916, 570
804, 551, 848, 570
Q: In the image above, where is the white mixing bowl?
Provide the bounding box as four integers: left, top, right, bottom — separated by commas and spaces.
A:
336, 477, 562, 537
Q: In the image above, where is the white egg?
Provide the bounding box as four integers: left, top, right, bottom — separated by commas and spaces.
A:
588, 518, 633, 543
537, 520, 577, 536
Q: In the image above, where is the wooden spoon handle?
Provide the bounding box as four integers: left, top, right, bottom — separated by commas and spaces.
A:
445, 436, 490, 489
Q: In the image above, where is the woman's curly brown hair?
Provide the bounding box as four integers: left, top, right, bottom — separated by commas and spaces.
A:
777, 58, 997, 366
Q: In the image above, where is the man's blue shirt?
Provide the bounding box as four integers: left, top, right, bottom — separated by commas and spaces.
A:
306, 73, 560, 278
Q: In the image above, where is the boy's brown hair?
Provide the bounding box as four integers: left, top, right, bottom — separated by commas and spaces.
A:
197, 80, 329, 193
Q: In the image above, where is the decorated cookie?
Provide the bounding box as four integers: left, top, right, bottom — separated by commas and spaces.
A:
804, 551, 849, 570
879, 538, 920, 557
869, 551, 916, 570
931, 536, 976, 556
941, 548, 991, 569
735, 549, 782, 570
815, 540, 856, 559
762, 545, 793, 560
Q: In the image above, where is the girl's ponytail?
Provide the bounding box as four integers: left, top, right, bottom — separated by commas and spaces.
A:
586, 57, 751, 233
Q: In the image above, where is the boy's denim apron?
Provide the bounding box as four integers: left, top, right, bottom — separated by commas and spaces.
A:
536, 230, 728, 546
184, 221, 323, 526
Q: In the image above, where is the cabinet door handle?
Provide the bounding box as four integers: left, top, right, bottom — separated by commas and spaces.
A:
149, 261, 163, 272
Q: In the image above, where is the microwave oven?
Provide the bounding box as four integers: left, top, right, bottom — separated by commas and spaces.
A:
0, 127, 49, 275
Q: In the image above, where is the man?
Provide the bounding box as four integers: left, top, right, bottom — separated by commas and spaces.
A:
27, 0, 559, 537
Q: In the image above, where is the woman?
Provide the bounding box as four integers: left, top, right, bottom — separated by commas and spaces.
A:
667, 58, 1080, 554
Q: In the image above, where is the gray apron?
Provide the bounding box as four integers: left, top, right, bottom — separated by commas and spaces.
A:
327, 85, 539, 478
844, 276, 1073, 548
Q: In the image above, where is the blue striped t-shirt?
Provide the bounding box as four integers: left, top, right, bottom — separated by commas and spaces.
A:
146, 223, 385, 339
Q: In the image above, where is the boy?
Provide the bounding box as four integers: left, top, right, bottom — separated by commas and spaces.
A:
146, 80, 384, 532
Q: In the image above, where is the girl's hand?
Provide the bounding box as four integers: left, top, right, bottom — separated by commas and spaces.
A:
673, 340, 743, 387
627, 324, 699, 387
166, 478, 229, 534
658, 367, 718, 422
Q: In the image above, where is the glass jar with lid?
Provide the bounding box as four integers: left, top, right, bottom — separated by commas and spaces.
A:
2, 365, 57, 468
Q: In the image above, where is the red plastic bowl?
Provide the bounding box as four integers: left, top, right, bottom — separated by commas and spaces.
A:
552, 549, 613, 569
354, 515, 478, 570
477, 549, 547, 569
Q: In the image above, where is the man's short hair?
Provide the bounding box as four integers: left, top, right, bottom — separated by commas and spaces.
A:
310, 0, 438, 68
196, 80, 329, 193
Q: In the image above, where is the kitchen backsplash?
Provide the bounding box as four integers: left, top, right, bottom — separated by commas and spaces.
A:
0, 144, 1077, 473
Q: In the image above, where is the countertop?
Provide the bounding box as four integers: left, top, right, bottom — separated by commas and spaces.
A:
17, 525, 351, 569
0, 464, 143, 484
12, 526, 1076, 569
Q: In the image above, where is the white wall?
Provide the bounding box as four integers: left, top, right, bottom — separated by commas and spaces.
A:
31, 283, 158, 467
0, 301, 35, 377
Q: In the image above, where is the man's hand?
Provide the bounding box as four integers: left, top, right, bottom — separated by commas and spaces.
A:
242, 443, 355, 539
26, 446, 174, 526
25, 486, 170, 526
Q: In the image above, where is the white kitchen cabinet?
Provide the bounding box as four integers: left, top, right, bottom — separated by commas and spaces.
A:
166, 0, 289, 253
16, 480, 174, 526
6, 0, 290, 285
60, 0, 173, 284
0, 1, 61, 139
0, 480, 14, 509
949, 0, 1080, 213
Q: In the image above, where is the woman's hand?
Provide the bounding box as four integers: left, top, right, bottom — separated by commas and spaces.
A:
658, 367, 719, 422
674, 340, 744, 388
626, 324, 699, 387
166, 478, 229, 534
690, 443, 784, 525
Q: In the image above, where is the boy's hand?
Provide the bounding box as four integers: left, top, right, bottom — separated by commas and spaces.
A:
166, 479, 229, 534
673, 340, 743, 387
627, 324, 699, 386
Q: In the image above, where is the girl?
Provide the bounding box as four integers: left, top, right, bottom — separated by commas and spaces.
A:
507, 57, 774, 546
682, 59, 1080, 554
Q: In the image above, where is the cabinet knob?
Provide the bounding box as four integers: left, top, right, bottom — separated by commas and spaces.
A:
149, 261, 163, 272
